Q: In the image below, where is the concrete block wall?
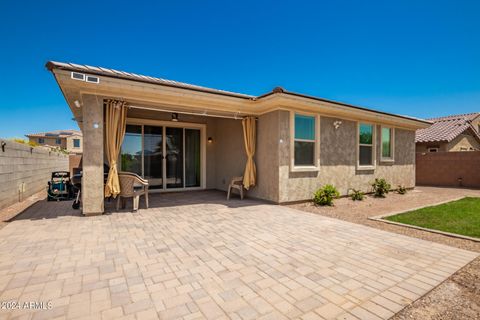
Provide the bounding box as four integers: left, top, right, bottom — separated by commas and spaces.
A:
416, 151, 480, 188
0, 139, 69, 211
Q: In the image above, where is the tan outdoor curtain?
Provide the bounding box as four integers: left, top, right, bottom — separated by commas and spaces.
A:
242, 116, 256, 189
104, 100, 127, 198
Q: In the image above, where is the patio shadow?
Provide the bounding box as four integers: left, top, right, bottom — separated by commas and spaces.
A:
10, 199, 82, 221
9, 190, 266, 220
104, 190, 267, 213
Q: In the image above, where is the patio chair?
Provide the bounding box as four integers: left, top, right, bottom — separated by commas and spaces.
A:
227, 176, 244, 200
116, 172, 149, 212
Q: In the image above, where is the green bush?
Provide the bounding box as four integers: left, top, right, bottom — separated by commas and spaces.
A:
397, 185, 407, 195
313, 184, 340, 206
349, 189, 365, 201
371, 178, 391, 197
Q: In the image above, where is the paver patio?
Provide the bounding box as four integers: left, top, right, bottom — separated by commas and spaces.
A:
0, 191, 477, 320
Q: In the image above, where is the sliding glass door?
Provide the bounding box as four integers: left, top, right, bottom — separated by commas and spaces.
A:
185, 129, 201, 187
120, 125, 142, 176
120, 123, 203, 190
144, 125, 163, 189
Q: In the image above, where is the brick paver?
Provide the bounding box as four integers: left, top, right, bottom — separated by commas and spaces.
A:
0, 191, 477, 319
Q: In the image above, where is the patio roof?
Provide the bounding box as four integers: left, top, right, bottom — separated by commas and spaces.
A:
46, 61, 431, 129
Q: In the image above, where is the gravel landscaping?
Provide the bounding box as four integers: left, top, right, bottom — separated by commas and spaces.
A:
288, 186, 480, 319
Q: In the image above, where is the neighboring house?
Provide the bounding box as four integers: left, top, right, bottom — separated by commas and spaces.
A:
415, 113, 480, 153
26, 130, 83, 154
47, 61, 429, 215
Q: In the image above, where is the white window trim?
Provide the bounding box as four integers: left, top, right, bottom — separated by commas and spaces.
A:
290, 111, 320, 172
380, 126, 395, 162
357, 122, 376, 170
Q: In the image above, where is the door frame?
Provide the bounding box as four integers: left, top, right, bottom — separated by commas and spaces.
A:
124, 117, 207, 192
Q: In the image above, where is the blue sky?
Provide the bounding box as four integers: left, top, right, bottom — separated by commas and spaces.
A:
0, 0, 479, 138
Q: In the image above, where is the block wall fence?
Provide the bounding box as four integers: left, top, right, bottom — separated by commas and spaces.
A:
0, 139, 69, 211
416, 151, 480, 188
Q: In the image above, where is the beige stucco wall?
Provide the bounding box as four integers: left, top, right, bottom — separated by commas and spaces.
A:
29, 136, 66, 149
415, 142, 447, 153
278, 112, 416, 202
245, 111, 280, 203
447, 133, 480, 151
118, 108, 416, 203
65, 135, 83, 154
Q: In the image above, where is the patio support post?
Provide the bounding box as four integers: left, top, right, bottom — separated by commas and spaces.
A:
81, 94, 104, 215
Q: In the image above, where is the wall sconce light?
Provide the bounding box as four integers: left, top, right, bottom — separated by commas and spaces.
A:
333, 120, 342, 129
74, 100, 81, 108
207, 137, 213, 143
93, 122, 99, 129
172, 113, 179, 122
1, 141, 6, 152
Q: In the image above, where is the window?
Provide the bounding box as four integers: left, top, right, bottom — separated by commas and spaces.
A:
38, 138, 44, 144
358, 123, 375, 168
73, 139, 80, 148
381, 127, 394, 161
55, 138, 62, 145
428, 147, 438, 152
292, 113, 318, 168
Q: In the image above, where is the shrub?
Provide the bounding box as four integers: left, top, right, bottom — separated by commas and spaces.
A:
11, 138, 38, 147
397, 185, 407, 195
313, 184, 340, 206
349, 189, 365, 201
371, 178, 391, 197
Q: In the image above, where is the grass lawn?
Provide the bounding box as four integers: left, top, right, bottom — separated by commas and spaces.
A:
385, 197, 480, 238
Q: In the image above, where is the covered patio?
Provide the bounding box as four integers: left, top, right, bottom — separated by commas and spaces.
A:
47, 62, 260, 215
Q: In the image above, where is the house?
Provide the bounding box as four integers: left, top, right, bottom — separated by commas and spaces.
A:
415, 113, 480, 153
26, 129, 83, 154
46, 61, 430, 215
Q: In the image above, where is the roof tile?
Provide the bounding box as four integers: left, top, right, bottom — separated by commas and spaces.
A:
415, 113, 480, 143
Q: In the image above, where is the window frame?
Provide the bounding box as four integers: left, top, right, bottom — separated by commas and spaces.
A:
380, 126, 395, 162
427, 147, 439, 153
356, 122, 376, 170
55, 138, 62, 145
73, 139, 80, 148
290, 111, 320, 172
38, 138, 44, 144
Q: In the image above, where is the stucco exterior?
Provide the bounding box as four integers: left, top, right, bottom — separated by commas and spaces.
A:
120, 109, 416, 203
275, 111, 415, 202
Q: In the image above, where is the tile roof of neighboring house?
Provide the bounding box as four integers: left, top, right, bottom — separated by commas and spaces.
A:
415, 113, 480, 143
26, 129, 82, 138
46, 61, 431, 125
